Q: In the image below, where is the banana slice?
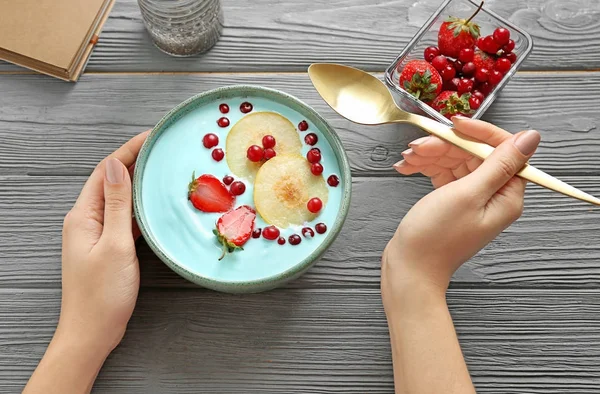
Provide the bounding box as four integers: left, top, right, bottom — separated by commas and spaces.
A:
226, 112, 302, 180
254, 154, 328, 228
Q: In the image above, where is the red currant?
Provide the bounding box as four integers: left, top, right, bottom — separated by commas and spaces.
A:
502, 39, 515, 53
327, 174, 340, 187
472, 90, 485, 102
298, 120, 309, 131
262, 135, 276, 149
262, 226, 280, 240
458, 48, 474, 63
478, 81, 492, 95
247, 145, 264, 162
252, 228, 262, 238
440, 64, 456, 81
223, 175, 234, 185
495, 58, 512, 74
504, 52, 517, 63
217, 117, 230, 127
424, 46, 440, 62
288, 234, 302, 245
307, 197, 323, 213
475, 67, 489, 82
457, 78, 474, 95
489, 70, 504, 85
469, 96, 481, 110
315, 223, 327, 234
202, 133, 219, 149
431, 55, 448, 71
277, 236, 286, 245
240, 102, 253, 113
311, 162, 324, 176
302, 227, 315, 238
212, 148, 224, 162
444, 77, 460, 91
483, 36, 499, 54
307, 148, 321, 163
493, 27, 510, 46
453, 60, 463, 73
219, 103, 229, 114
476, 36, 486, 50
230, 181, 246, 196
304, 133, 318, 146
263, 148, 276, 160
461, 62, 476, 77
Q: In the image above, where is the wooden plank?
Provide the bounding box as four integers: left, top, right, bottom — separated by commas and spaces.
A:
2, 287, 600, 393
1, 0, 599, 73
1, 72, 600, 177
2, 175, 600, 289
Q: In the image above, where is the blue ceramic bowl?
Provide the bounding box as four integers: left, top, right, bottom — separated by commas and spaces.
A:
133, 85, 352, 293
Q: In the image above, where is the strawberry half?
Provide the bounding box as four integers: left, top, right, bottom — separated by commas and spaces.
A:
188, 172, 235, 213
437, 3, 482, 59
399, 60, 442, 102
431, 91, 473, 119
213, 205, 256, 260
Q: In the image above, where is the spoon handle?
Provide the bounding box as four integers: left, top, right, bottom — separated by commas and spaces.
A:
408, 114, 600, 206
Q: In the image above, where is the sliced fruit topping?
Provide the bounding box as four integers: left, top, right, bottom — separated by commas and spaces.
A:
219, 103, 230, 114
304, 133, 318, 146
264, 148, 277, 160
240, 102, 253, 114
437, 1, 482, 58
213, 205, 256, 260
307, 197, 323, 214
289, 234, 302, 245
262, 135, 276, 149
226, 112, 302, 180
203, 133, 219, 149
307, 148, 321, 163
302, 227, 315, 238
188, 172, 234, 213
311, 162, 324, 176
254, 154, 328, 228
252, 228, 262, 238
298, 120, 309, 131
431, 91, 473, 119
217, 117, 230, 128
399, 60, 442, 102
327, 174, 340, 187
247, 145, 264, 162
230, 181, 246, 196
263, 226, 280, 240
212, 148, 224, 162
277, 236, 286, 245
315, 223, 327, 234
223, 175, 234, 185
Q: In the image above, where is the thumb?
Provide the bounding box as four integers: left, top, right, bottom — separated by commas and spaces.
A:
462, 129, 541, 199
102, 158, 133, 239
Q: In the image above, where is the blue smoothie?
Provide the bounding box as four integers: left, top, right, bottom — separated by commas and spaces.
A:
141, 96, 344, 283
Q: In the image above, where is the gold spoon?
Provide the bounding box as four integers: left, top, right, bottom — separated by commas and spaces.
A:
308, 63, 600, 206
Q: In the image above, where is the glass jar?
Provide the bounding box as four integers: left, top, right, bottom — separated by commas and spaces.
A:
137, 0, 224, 57
385, 0, 533, 126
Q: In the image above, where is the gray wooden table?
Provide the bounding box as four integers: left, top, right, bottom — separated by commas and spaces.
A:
2, 0, 600, 392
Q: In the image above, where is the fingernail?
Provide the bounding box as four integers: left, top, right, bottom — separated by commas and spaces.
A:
106, 158, 124, 184
402, 148, 412, 156
514, 130, 541, 156
393, 160, 406, 169
408, 136, 429, 147
451, 115, 470, 124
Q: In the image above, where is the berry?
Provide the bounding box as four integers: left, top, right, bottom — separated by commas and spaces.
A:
327, 174, 340, 187
504, 52, 517, 63
452, 59, 463, 73
461, 62, 476, 77
202, 133, 219, 149
477, 81, 492, 95
214, 205, 256, 260
472, 90, 485, 101
304, 133, 318, 146
212, 148, 224, 162
289, 234, 302, 245
473, 50, 496, 71
223, 175, 234, 185
277, 236, 286, 245
298, 120, 309, 131
262, 226, 280, 241
489, 70, 503, 85
399, 60, 443, 102
240, 102, 253, 113
252, 228, 262, 238
262, 135, 276, 149
307, 148, 321, 163
217, 117, 230, 127
476, 36, 485, 50
188, 173, 234, 213
493, 27, 510, 46
263, 148, 276, 160
503, 39, 515, 53
495, 58, 512, 74
307, 197, 323, 213
457, 78, 474, 95
469, 96, 481, 110
315, 223, 327, 234
302, 227, 315, 238
219, 103, 229, 114
475, 67, 489, 82
444, 77, 460, 91
431, 55, 448, 71
424, 46, 440, 62
431, 91, 473, 119
230, 181, 246, 196
459, 48, 474, 63
247, 145, 264, 162
311, 162, 324, 176
482, 35, 499, 54
440, 65, 456, 81
437, 3, 482, 58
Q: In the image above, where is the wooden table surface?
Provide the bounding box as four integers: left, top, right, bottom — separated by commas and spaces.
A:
2, 0, 600, 392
